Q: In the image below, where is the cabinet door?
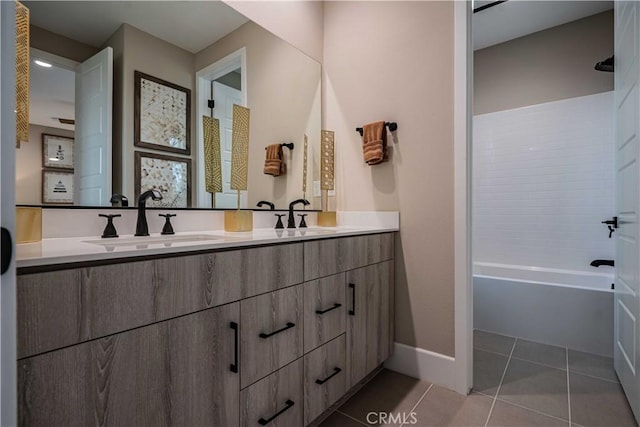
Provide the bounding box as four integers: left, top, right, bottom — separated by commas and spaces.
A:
345, 261, 394, 388
18, 303, 240, 426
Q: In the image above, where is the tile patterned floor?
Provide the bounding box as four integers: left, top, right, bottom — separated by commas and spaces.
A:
320, 331, 637, 426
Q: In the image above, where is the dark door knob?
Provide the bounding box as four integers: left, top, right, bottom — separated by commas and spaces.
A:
1, 227, 13, 275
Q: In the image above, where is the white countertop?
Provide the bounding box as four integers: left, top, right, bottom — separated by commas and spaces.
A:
16, 226, 398, 269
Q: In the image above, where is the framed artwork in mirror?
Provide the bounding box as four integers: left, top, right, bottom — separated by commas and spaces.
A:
134, 71, 191, 155
135, 151, 191, 208
42, 170, 74, 204
42, 134, 74, 169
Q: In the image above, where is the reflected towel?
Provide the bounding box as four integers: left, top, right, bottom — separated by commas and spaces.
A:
362, 121, 388, 165
264, 144, 286, 176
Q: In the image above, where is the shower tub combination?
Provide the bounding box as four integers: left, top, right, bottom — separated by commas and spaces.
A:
473, 262, 614, 357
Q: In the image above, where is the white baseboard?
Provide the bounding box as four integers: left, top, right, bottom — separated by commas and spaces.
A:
384, 342, 456, 391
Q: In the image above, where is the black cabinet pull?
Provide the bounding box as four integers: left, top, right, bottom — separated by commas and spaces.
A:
259, 322, 295, 339
316, 303, 342, 315
315, 367, 342, 385
348, 283, 356, 316
1, 227, 12, 275
258, 399, 295, 425
230, 322, 239, 373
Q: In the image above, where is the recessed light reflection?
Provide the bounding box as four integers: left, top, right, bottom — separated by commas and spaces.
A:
34, 60, 52, 68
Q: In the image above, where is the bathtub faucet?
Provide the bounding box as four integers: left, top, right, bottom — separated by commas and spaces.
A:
590, 259, 614, 268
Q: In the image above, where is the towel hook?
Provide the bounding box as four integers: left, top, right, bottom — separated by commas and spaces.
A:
265, 142, 294, 150
356, 122, 398, 136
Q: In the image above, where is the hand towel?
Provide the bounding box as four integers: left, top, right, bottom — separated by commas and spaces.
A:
264, 144, 287, 176
362, 121, 388, 165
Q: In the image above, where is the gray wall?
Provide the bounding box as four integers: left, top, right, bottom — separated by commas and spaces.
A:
474, 10, 614, 115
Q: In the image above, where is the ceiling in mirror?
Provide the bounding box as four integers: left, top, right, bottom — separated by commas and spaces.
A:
24, 1, 249, 53
473, 0, 612, 50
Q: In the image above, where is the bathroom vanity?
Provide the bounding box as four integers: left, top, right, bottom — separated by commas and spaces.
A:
16, 228, 395, 426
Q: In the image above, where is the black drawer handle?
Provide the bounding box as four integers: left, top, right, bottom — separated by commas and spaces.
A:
230, 321, 239, 373
315, 367, 342, 385
1, 227, 13, 275
259, 322, 295, 339
258, 399, 295, 425
316, 303, 342, 315
348, 283, 356, 316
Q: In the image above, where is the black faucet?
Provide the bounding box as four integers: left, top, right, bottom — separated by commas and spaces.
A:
110, 193, 129, 207
287, 199, 310, 228
256, 201, 275, 210
590, 259, 614, 267
135, 190, 163, 236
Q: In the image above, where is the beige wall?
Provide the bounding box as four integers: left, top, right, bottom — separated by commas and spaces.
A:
30, 25, 98, 63
224, 0, 323, 63
16, 125, 74, 205
109, 24, 195, 203
324, 1, 456, 356
195, 21, 321, 209
474, 10, 614, 115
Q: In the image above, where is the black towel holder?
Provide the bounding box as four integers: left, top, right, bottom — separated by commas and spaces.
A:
356, 122, 398, 136
265, 142, 294, 150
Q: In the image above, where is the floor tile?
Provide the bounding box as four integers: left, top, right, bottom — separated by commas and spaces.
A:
487, 400, 569, 426
568, 350, 618, 382
338, 369, 431, 426
569, 372, 636, 427
473, 349, 509, 396
410, 385, 492, 426
498, 358, 569, 420
319, 411, 366, 427
474, 330, 515, 356
512, 339, 567, 370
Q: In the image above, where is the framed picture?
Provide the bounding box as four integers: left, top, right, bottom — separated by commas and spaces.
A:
134, 71, 191, 155
42, 170, 74, 204
135, 151, 191, 208
42, 134, 74, 169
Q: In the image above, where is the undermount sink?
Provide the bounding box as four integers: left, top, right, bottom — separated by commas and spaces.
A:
83, 234, 225, 248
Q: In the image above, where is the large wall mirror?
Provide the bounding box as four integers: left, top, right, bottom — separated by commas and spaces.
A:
17, 1, 321, 210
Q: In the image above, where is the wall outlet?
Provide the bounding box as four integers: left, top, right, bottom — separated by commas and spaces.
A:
313, 181, 335, 197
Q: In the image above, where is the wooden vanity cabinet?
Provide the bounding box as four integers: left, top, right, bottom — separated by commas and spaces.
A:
17, 232, 395, 426
18, 302, 240, 427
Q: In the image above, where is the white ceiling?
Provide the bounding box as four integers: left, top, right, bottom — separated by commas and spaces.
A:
24, 1, 249, 54
473, 0, 614, 51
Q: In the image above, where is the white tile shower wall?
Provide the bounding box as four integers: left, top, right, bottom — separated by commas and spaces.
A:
473, 92, 615, 272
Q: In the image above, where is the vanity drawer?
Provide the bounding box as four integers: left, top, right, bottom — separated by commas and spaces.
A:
303, 273, 345, 353
17, 243, 303, 359
303, 233, 394, 280
241, 358, 303, 427
303, 335, 347, 425
240, 284, 303, 388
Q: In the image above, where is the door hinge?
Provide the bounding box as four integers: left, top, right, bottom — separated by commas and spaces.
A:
612, 283, 615, 290
208, 99, 215, 109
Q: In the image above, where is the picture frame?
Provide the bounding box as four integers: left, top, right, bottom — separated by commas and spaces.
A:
134, 71, 191, 155
135, 151, 192, 208
42, 134, 74, 169
42, 170, 74, 204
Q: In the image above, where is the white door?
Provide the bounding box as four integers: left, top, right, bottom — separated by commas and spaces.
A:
614, 1, 640, 422
74, 47, 112, 206
213, 81, 246, 209
0, 1, 17, 424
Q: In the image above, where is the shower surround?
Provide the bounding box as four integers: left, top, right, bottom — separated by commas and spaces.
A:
473, 91, 615, 356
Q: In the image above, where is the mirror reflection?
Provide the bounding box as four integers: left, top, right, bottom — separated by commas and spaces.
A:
16, 1, 321, 210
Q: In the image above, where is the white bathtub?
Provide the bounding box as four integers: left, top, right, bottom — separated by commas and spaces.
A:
474, 262, 614, 357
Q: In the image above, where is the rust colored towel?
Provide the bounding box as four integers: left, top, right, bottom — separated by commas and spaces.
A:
264, 144, 287, 176
362, 121, 388, 165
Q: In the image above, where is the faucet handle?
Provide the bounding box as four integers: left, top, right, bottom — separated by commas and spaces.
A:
297, 214, 308, 228
98, 214, 121, 238
274, 214, 286, 229
159, 214, 176, 235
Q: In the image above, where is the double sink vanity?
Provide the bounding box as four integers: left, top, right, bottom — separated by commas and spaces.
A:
16, 211, 398, 426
